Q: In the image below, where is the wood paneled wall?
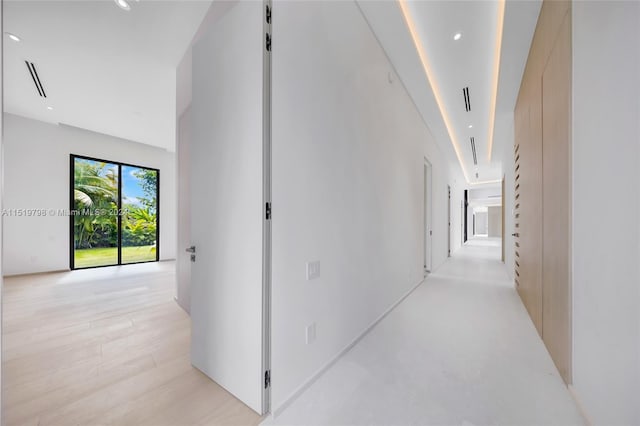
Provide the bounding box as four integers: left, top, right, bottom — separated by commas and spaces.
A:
514, 0, 572, 384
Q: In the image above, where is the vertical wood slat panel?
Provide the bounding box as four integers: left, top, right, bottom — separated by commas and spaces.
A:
514, 52, 543, 336
513, 0, 572, 384
542, 9, 572, 384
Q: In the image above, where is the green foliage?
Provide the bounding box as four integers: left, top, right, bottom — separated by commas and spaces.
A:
73, 160, 118, 249
122, 206, 157, 247
123, 168, 157, 247
132, 169, 158, 213
73, 160, 158, 253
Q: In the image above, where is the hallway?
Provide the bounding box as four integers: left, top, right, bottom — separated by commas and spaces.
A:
266, 240, 585, 425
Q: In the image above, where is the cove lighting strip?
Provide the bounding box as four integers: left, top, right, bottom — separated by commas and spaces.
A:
487, 0, 506, 163
398, 0, 470, 183
469, 179, 502, 186
398, 0, 506, 183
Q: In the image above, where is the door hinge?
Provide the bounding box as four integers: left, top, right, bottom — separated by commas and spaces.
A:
264, 370, 271, 388
266, 4, 272, 24
265, 33, 272, 52
266, 202, 272, 220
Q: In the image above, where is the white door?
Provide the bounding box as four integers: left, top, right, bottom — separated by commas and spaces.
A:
190, 1, 269, 414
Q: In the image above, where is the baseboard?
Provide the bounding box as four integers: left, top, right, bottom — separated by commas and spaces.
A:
3, 259, 176, 278
568, 385, 593, 426
270, 277, 426, 418
3, 268, 69, 278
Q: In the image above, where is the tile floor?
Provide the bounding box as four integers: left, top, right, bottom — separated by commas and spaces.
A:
264, 238, 585, 425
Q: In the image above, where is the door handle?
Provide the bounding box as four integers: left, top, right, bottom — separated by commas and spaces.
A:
512, 233, 519, 237
186, 246, 196, 262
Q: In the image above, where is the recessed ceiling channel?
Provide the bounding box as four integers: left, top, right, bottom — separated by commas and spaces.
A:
25, 61, 47, 98
463, 86, 471, 112
470, 136, 477, 165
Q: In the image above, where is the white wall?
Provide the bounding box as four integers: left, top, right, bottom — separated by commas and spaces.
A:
2, 113, 177, 276
271, 0, 452, 413
474, 210, 488, 235
1, 2, 4, 417
572, 2, 640, 424
487, 206, 501, 238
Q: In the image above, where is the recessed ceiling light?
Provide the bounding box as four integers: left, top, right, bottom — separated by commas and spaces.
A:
454, 32, 462, 41
114, 0, 131, 11
47, 106, 54, 110
6, 32, 21, 42
468, 124, 473, 129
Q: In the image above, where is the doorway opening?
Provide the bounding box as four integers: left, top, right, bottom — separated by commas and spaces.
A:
501, 177, 505, 262
473, 207, 489, 237
70, 154, 159, 270
447, 185, 451, 257
3, 1, 263, 423
463, 189, 468, 243
465, 186, 503, 255
424, 158, 433, 274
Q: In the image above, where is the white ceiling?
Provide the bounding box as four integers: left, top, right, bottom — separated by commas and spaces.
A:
406, 0, 502, 182
469, 185, 502, 207
3, 0, 540, 162
3, 0, 212, 151
358, 0, 541, 187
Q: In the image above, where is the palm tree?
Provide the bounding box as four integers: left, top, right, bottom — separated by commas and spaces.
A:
73, 160, 118, 249
74, 161, 117, 207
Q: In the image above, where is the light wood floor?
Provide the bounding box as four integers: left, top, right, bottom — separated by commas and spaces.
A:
2, 262, 261, 426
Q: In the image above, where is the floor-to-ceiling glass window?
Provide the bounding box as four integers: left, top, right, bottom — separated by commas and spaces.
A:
72, 157, 119, 268
121, 165, 159, 264
71, 155, 159, 269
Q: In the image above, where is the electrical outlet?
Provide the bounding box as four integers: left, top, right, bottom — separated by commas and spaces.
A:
305, 323, 316, 344
306, 261, 320, 280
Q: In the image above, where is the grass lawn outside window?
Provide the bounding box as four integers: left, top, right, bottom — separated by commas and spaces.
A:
74, 245, 157, 268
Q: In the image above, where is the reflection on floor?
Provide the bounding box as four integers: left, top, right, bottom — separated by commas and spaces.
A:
265, 238, 585, 425
2, 262, 260, 426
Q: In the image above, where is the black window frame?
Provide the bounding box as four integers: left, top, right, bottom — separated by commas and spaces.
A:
70, 154, 160, 270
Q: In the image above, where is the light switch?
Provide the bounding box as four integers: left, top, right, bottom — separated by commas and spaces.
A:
306, 261, 320, 280
306, 323, 316, 344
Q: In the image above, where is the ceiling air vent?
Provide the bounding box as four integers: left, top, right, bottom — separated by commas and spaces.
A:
25, 61, 47, 98
470, 137, 477, 165
463, 86, 471, 112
